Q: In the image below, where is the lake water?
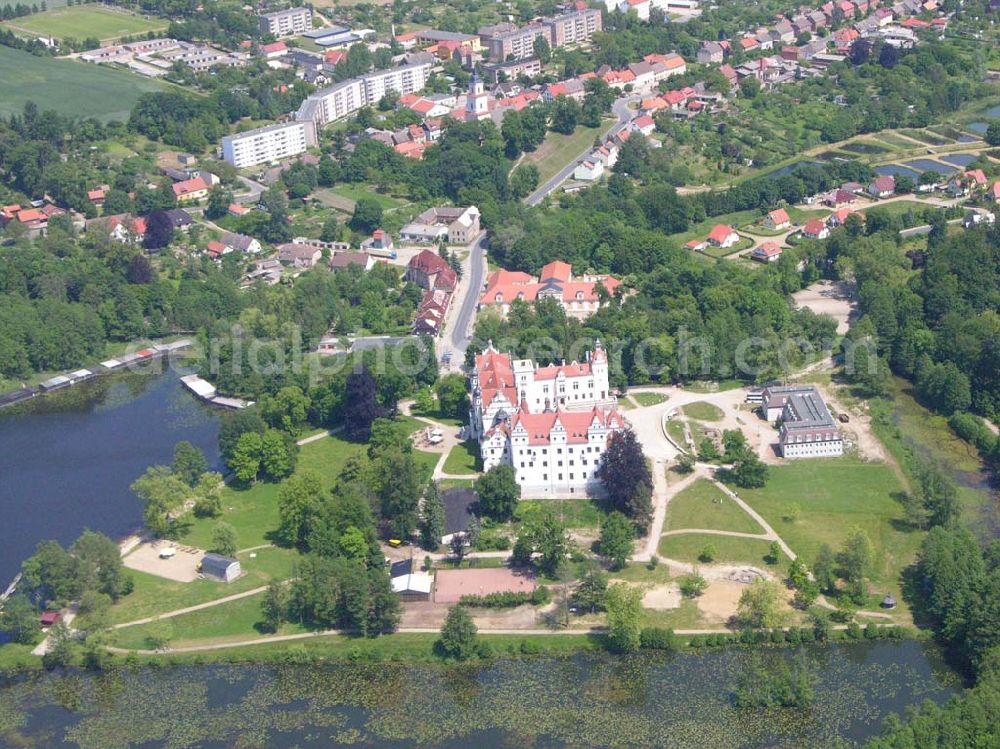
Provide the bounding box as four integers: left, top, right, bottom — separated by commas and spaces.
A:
0, 368, 220, 586
902, 159, 957, 175
940, 153, 978, 167
874, 164, 920, 179
0, 641, 961, 748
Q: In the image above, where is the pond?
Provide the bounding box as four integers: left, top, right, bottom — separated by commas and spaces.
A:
902, 159, 957, 175
985, 104, 1000, 118
874, 164, 920, 179
967, 122, 989, 134
0, 368, 220, 587
769, 160, 825, 177
0, 641, 963, 748
939, 153, 978, 167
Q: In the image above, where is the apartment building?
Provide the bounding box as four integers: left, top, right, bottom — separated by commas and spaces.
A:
259, 6, 312, 37
481, 9, 602, 61
761, 385, 844, 458
295, 62, 432, 129
484, 23, 549, 61
221, 121, 317, 169
546, 7, 602, 47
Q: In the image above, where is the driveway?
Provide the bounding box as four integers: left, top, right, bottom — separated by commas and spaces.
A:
436, 232, 487, 369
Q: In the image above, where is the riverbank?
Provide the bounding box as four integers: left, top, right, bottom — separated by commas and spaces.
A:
0, 640, 962, 748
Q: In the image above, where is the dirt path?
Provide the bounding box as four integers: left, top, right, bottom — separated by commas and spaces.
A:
111, 585, 270, 630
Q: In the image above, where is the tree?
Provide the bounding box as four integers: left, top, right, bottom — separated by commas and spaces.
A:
344, 365, 380, 442
739, 76, 761, 99
450, 532, 468, 563
229, 431, 263, 483
475, 464, 520, 521
550, 95, 579, 135
438, 605, 479, 659
260, 429, 295, 480
171, 441, 208, 487
813, 543, 837, 594
206, 185, 232, 219
193, 472, 224, 518
261, 580, 287, 633
0, 594, 39, 644
278, 471, 325, 547
605, 583, 642, 652
320, 214, 340, 243
419, 481, 446, 550
675, 453, 695, 474
678, 571, 707, 598
599, 512, 634, 571
698, 438, 720, 461
573, 569, 608, 613
211, 522, 238, 557
509, 163, 539, 200
736, 578, 785, 629
131, 465, 190, 536
143, 209, 174, 250
698, 544, 716, 563
262, 185, 291, 243
533, 35, 551, 64
838, 527, 874, 591
767, 541, 782, 565
434, 374, 469, 420
69, 530, 131, 601
726, 452, 769, 488
42, 620, 77, 669
986, 122, 1000, 147
350, 197, 383, 233
533, 512, 569, 575
596, 429, 653, 531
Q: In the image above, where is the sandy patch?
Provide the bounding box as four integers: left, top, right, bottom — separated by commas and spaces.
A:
696, 580, 746, 623
123, 540, 204, 582
792, 280, 857, 335
642, 583, 682, 610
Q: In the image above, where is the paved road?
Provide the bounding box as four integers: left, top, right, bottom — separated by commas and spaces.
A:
234, 175, 266, 205
438, 232, 488, 368
523, 95, 639, 206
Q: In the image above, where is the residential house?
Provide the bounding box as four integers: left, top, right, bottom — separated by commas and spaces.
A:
222, 231, 262, 254
361, 228, 395, 255
329, 252, 375, 271
824, 188, 857, 207
164, 208, 193, 230
631, 115, 656, 136
802, 218, 830, 239
277, 242, 322, 269
574, 158, 604, 181
478, 261, 622, 320
989, 181, 1000, 203
400, 205, 482, 244
751, 241, 783, 262
406, 249, 458, 291
697, 41, 725, 64
87, 185, 109, 207
412, 288, 452, 336
707, 224, 740, 248
172, 176, 209, 203
868, 175, 895, 198
827, 208, 865, 226
762, 207, 791, 230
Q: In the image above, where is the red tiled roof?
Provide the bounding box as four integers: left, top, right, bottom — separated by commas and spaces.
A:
767, 208, 790, 225
511, 407, 624, 445
803, 218, 827, 235
707, 224, 736, 244
172, 176, 208, 198
260, 41, 286, 54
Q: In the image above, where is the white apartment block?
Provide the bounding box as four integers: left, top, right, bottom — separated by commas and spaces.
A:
470, 342, 624, 495
259, 6, 312, 37
761, 385, 844, 458
221, 121, 317, 169
296, 62, 432, 129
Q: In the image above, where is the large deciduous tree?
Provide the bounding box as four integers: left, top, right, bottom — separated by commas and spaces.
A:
597, 428, 653, 531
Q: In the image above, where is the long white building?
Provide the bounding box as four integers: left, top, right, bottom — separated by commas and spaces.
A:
259, 6, 312, 37
762, 385, 844, 458
296, 62, 433, 130
470, 342, 624, 495
220, 121, 316, 168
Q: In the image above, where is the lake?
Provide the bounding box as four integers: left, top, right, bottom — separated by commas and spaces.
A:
0, 367, 220, 587
0, 640, 961, 748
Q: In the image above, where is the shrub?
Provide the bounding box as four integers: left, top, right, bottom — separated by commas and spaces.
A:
698, 544, 716, 563
846, 621, 862, 640
688, 635, 706, 648
678, 571, 708, 598
770, 628, 786, 644
640, 627, 678, 651
459, 589, 549, 608
798, 627, 816, 643
519, 639, 542, 654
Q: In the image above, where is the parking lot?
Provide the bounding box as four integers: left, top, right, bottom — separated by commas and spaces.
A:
123, 539, 204, 582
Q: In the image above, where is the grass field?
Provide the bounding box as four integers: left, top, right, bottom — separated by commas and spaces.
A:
739, 458, 919, 599
0, 45, 168, 121
314, 185, 403, 213
664, 479, 764, 535
443, 440, 479, 475
682, 401, 725, 422
657, 533, 784, 567
2, 6, 166, 41
517, 497, 605, 529
665, 418, 687, 447
521, 121, 607, 184
632, 392, 668, 407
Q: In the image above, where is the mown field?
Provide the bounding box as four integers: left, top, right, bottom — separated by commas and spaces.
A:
0, 45, 168, 121
2, 5, 166, 41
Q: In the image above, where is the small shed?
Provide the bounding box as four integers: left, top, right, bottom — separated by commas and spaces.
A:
881, 595, 897, 609
200, 553, 241, 583
391, 573, 434, 602
40, 611, 60, 627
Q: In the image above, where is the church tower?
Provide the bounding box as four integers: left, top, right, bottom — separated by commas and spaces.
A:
466, 71, 490, 121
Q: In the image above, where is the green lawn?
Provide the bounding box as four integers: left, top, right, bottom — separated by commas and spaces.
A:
665, 418, 687, 447
443, 440, 479, 475
521, 121, 607, 184
326, 184, 402, 209
3, 6, 166, 41
517, 497, 606, 529
0, 45, 169, 121
658, 533, 785, 567
640, 597, 705, 630
682, 401, 725, 421
739, 458, 919, 596
110, 546, 298, 626
632, 392, 668, 407
664, 479, 764, 535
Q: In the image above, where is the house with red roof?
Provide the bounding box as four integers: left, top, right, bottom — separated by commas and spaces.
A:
478, 261, 622, 320
631, 115, 656, 136
259, 41, 287, 59
707, 224, 740, 248
824, 189, 857, 207
470, 340, 622, 495
762, 208, 791, 230
989, 182, 1000, 203
751, 242, 783, 262
802, 218, 830, 239
868, 175, 895, 199
88, 185, 109, 206
172, 176, 209, 203
827, 208, 865, 227
406, 249, 457, 292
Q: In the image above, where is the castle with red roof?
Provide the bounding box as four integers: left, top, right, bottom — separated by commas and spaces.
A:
470, 341, 624, 495
478, 260, 622, 320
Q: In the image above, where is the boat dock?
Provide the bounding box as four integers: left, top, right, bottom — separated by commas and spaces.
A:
180, 374, 253, 410
0, 339, 194, 411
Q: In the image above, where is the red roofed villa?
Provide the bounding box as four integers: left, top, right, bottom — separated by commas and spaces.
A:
478, 260, 622, 320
